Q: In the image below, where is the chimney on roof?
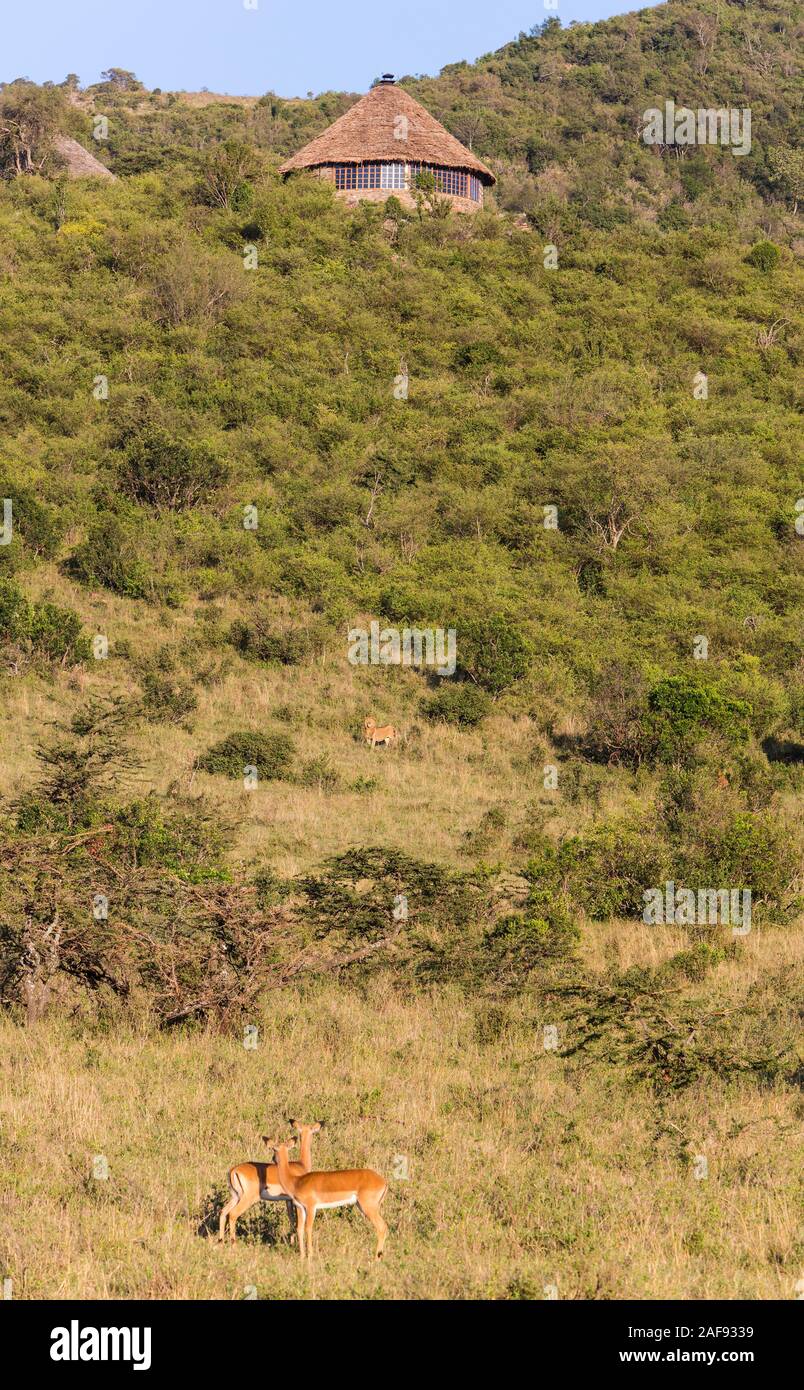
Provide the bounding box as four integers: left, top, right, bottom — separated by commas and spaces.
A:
380, 73, 395, 84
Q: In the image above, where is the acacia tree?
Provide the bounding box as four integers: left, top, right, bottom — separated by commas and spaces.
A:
552, 442, 665, 556
0, 81, 66, 177
99, 68, 143, 92
198, 139, 261, 210
767, 145, 804, 214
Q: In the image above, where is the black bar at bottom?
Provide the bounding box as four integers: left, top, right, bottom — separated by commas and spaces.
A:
1, 1297, 796, 1378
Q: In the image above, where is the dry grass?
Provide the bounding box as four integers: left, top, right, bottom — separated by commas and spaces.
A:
2, 568, 637, 876
2, 574, 801, 1300
0, 932, 800, 1301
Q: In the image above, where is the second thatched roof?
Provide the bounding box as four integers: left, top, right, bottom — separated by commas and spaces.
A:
54, 135, 116, 180
279, 81, 495, 184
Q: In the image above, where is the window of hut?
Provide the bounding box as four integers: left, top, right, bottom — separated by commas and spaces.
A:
434, 169, 467, 197
380, 163, 405, 189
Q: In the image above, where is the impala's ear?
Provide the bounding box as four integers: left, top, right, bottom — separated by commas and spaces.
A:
287, 1117, 299, 1129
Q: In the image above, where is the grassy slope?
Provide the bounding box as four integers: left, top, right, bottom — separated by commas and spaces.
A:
0, 0, 802, 1301
1, 920, 801, 1300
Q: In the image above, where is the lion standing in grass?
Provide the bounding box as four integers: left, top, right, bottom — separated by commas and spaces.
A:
364, 717, 398, 748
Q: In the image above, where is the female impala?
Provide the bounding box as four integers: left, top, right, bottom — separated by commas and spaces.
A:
218, 1120, 323, 1243
264, 1129, 388, 1261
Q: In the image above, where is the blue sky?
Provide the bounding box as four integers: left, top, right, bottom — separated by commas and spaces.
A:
3, 0, 664, 97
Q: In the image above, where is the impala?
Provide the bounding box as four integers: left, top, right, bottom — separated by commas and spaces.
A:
264, 1128, 388, 1260
218, 1120, 323, 1243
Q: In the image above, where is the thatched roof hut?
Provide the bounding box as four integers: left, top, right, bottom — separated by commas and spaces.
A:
53, 135, 116, 180
279, 76, 494, 212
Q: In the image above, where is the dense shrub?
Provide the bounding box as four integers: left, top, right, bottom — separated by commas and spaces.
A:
112, 796, 230, 877
139, 670, 198, 724
482, 911, 577, 985
551, 962, 800, 1091
0, 578, 89, 663
227, 615, 319, 666
116, 428, 228, 511
745, 241, 780, 272
678, 811, 796, 913
457, 617, 531, 694
28, 601, 90, 663
421, 682, 490, 727
647, 677, 752, 765
66, 516, 150, 599
0, 578, 30, 640
297, 846, 480, 945
198, 731, 295, 780
563, 820, 669, 919
0, 482, 64, 562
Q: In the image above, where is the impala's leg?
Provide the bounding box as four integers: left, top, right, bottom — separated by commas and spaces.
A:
219, 1193, 235, 1242
304, 1205, 316, 1260
223, 1192, 257, 1243
296, 1204, 307, 1259
286, 1198, 297, 1244
359, 1194, 388, 1259
219, 1175, 248, 1242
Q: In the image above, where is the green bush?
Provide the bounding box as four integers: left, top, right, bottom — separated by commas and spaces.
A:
198, 731, 295, 780
66, 516, 150, 599
0, 482, 64, 561
297, 846, 478, 945
657, 200, 691, 231
0, 578, 89, 663
116, 428, 228, 511
482, 910, 577, 984
662, 943, 727, 983
0, 578, 30, 641
140, 670, 198, 724
745, 241, 780, 272
421, 682, 490, 727
113, 796, 230, 877
648, 677, 752, 765
457, 616, 531, 694
679, 811, 795, 912
228, 617, 313, 666
28, 601, 91, 663
555, 818, 669, 920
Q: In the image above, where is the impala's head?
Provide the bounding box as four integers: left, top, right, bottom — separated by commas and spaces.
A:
364, 718, 376, 731
288, 1118, 325, 1137
262, 1136, 297, 1158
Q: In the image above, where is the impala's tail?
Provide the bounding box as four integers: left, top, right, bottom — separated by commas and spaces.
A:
218, 1165, 248, 1241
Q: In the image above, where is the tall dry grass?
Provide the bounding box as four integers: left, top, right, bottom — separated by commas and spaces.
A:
1, 925, 801, 1301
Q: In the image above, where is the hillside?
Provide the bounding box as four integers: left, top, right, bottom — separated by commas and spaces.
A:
40, 0, 804, 236
0, 0, 801, 1300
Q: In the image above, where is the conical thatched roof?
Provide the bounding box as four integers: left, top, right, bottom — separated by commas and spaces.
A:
279, 81, 495, 184
53, 135, 116, 180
